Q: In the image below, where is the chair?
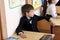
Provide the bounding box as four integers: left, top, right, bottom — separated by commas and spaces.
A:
37, 19, 51, 33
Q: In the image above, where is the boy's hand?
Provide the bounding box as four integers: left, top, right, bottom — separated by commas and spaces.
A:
49, 18, 55, 26
19, 32, 27, 39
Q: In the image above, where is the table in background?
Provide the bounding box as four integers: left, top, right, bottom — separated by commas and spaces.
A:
52, 18, 60, 40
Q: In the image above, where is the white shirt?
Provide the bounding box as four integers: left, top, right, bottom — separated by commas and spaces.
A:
27, 17, 32, 24
46, 4, 57, 18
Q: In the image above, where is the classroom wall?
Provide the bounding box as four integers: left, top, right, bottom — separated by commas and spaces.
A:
4, 0, 40, 37
4, 0, 25, 37
35, 8, 40, 16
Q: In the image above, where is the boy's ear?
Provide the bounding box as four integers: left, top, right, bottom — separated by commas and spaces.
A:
26, 12, 29, 14
26, 12, 28, 13
26, 12, 29, 15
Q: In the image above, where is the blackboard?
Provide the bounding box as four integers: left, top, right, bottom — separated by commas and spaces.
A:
56, 0, 60, 6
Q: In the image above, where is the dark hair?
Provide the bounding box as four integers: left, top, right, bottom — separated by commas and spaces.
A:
48, 0, 52, 4
21, 4, 34, 16
42, 0, 52, 16
42, 0, 47, 16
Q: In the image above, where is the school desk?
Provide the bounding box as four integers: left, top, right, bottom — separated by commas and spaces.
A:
11, 31, 55, 40
52, 18, 60, 26
52, 18, 60, 40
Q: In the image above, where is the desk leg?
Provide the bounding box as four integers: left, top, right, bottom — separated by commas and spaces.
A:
51, 26, 53, 34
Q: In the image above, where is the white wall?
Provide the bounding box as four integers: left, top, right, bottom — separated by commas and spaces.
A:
35, 8, 40, 16
4, 0, 25, 37
4, 0, 40, 37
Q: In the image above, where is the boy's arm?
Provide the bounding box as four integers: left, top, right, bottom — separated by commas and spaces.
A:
37, 16, 50, 21
15, 17, 27, 38
15, 17, 25, 35
45, 14, 52, 21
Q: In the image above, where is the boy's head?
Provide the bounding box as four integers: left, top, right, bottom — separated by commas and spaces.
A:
21, 4, 34, 17
48, 0, 59, 4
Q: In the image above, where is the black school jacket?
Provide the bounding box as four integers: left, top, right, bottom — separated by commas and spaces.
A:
15, 15, 50, 35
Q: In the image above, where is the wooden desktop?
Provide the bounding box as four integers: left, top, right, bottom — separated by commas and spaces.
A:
11, 31, 55, 40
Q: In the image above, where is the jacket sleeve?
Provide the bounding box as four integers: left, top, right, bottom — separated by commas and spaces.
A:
15, 17, 25, 35
45, 14, 52, 21
35, 15, 50, 21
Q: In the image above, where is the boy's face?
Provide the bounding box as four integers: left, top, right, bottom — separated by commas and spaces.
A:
26, 10, 34, 17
